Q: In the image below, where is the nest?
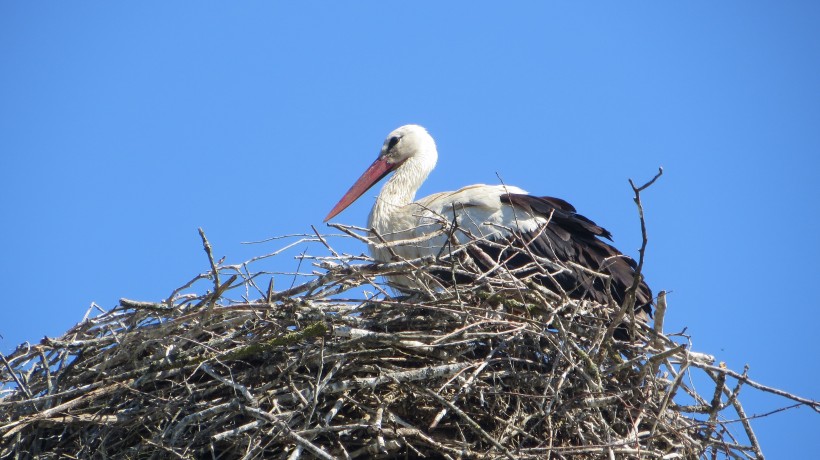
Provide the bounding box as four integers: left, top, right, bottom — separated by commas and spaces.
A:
1, 224, 814, 459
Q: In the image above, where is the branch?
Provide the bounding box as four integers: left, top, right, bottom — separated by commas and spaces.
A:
604, 167, 664, 342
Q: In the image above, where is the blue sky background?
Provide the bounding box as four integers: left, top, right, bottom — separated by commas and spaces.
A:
2, 2, 818, 456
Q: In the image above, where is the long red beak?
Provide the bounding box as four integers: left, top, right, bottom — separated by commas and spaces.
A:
324, 157, 395, 222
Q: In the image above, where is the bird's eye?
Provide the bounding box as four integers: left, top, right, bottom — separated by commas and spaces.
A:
387, 136, 400, 150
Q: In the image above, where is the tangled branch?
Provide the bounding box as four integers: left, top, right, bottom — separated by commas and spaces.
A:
1, 177, 816, 459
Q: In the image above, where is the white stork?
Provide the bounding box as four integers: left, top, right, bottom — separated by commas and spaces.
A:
324, 125, 652, 317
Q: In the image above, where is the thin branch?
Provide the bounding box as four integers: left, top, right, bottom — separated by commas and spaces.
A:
604, 167, 664, 342
198, 227, 221, 302
2, 203, 816, 459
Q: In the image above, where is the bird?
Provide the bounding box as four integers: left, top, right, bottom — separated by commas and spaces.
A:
324, 124, 652, 321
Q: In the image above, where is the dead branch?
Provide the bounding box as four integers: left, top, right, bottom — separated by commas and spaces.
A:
1, 193, 815, 459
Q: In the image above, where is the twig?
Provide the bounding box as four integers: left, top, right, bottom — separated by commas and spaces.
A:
0, 352, 30, 399
604, 167, 663, 343
422, 387, 517, 460
696, 363, 820, 411
651, 290, 667, 350
198, 227, 221, 303
3, 219, 816, 459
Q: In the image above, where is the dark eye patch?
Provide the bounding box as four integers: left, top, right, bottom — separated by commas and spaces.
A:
387, 136, 400, 150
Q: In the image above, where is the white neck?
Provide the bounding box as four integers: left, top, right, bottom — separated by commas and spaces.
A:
368, 144, 437, 235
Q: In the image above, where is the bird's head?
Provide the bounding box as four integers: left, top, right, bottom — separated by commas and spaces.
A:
324, 124, 437, 222
378, 124, 436, 166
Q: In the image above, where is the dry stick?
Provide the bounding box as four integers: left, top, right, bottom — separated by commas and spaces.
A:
0, 379, 107, 410
369, 227, 402, 262
650, 360, 690, 437
241, 232, 320, 245
1, 383, 121, 439
200, 364, 257, 407
242, 236, 322, 265
266, 397, 354, 456
31, 413, 129, 425
119, 298, 174, 312
242, 406, 336, 460
212, 420, 266, 443
721, 367, 747, 414
4, 223, 817, 459
0, 352, 30, 399
729, 393, 765, 460
321, 362, 474, 396
163, 272, 211, 308
311, 224, 341, 260
170, 401, 237, 444
429, 337, 508, 430
198, 227, 221, 298
298, 338, 331, 442
603, 167, 663, 344
421, 387, 517, 460
327, 222, 373, 246
282, 247, 310, 295
390, 426, 494, 459
694, 363, 820, 411
651, 290, 667, 351
374, 404, 388, 455
266, 278, 275, 303
36, 350, 54, 399
709, 366, 765, 460
704, 369, 728, 448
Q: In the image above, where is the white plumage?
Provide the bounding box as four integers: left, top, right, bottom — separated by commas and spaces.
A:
326, 125, 542, 261
325, 124, 653, 316
372, 183, 543, 261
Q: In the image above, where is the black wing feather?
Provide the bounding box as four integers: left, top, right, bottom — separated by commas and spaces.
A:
490, 194, 652, 317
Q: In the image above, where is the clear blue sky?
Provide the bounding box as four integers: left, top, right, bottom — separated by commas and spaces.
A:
2, 2, 818, 456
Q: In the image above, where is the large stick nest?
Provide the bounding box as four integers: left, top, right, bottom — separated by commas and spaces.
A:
1, 224, 815, 459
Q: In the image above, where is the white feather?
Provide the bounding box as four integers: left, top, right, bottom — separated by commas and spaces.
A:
363, 127, 546, 287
